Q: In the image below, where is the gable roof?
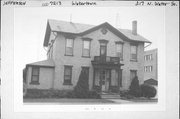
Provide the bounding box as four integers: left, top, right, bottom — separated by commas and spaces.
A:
44, 19, 151, 47
26, 59, 55, 68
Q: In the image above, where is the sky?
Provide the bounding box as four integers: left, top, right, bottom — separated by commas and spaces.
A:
14, 7, 165, 70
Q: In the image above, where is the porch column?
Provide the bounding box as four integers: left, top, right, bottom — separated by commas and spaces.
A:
119, 69, 122, 87
93, 68, 96, 88
109, 69, 111, 91
99, 68, 103, 91
117, 68, 120, 90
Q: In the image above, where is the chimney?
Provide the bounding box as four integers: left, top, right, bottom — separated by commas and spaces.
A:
132, 20, 137, 35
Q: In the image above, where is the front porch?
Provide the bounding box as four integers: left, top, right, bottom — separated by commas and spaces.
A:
91, 56, 124, 94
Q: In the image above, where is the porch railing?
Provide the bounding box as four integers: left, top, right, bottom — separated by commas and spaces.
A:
93, 56, 120, 64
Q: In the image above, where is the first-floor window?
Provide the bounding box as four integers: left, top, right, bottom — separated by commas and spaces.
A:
144, 66, 153, 72
30, 67, 40, 84
63, 65, 73, 85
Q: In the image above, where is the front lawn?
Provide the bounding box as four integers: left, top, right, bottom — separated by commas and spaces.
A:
23, 98, 115, 104
120, 97, 158, 103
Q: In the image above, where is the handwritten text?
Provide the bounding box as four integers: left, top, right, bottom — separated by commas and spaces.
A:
3, 1, 26, 6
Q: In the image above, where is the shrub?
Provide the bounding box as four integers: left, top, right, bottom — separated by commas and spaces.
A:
24, 89, 71, 98
129, 76, 141, 97
109, 86, 119, 93
93, 86, 101, 93
74, 70, 89, 98
119, 90, 129, 97
65, 91, 76, 98
88, 91, 101, 99
140, 84, 157, 98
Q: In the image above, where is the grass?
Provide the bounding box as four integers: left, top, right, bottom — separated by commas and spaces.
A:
23, 98, 115, 104
120, 97, 158, 103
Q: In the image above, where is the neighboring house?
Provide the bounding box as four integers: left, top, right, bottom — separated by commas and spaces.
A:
24, 19, 151, 93
144, 78, 157, 85
144, 49, 158, 81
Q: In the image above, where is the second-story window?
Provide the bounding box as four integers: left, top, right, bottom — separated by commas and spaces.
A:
116, 43, 123, 60
65, 38, 74, 56
130, 44, 137, 61
82, 40, 90, 57
144, 54, 153, 61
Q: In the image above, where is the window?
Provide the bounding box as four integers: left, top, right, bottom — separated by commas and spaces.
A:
144, 66, 153, 72
63, 66, 73, 85
82, 40, 90, 57
130, 45, 137, 61
116, 43, 123, 60
99, 40, 108, 56
65, 38, 74, 56
30, 67, 40, 84
144, 54, 153, 61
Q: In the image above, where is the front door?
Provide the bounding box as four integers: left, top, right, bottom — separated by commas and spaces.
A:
100, 69, 110, 92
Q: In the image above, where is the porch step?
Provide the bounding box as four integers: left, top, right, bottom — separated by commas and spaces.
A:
101, 94, 120, 99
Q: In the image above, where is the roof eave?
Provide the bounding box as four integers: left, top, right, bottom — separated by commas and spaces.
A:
80, 22, 130, 41
26, 64, 55, 68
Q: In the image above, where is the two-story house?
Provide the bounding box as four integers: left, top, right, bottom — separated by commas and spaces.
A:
24, 19, 151, 93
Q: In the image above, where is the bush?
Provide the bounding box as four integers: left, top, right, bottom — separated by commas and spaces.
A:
119, 90, 129, 97
24, 89, 70, 98
65, 91, 76, 98
24, 89, 101, 99
93, 86, 101, 93
74, 70, 89, 98
109, 86, 119, 93
140, 84, 156, 98
129, 76, 141, 97
88, 91, 101, 99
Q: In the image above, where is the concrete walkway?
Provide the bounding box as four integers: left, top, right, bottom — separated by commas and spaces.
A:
107, 99, 132, 103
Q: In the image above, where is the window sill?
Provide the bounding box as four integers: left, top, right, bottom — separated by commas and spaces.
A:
63, 83, 73, 85
130, 59, 138, 62
64, 54, 73, 57
30, 82, 40, 85
82, 56, 91, 58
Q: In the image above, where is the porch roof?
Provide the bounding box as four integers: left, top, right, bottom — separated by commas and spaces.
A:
26, 59, 55, 68
91, 62, 124, 69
